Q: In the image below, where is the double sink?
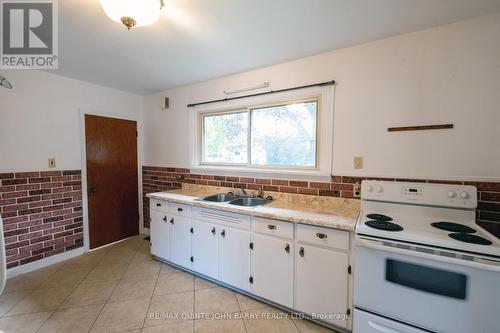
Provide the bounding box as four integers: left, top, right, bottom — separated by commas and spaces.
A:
199, 193, 273, 207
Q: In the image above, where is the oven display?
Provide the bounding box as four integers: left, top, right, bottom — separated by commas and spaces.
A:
386, 259, 467, 299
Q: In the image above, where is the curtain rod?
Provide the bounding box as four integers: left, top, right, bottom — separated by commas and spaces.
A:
186, 80, 336, 108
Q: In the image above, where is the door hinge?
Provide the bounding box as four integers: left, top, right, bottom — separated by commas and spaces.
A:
190, 227, 193, 234
347, 308, 351, 316
190, 256, 194, 262
249, 242, 253, 250
249, 276, 253, 284
348, 265, 352, 274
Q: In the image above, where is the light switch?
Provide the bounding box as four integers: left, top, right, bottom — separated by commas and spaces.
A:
354, 156, 363, 169
48, 158, 56, 168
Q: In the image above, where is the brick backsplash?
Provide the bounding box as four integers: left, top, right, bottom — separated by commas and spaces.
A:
0, 170, 83, 269
142, 166, 500, 239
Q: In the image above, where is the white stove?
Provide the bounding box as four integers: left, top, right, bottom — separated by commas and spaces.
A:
353, 180, 500, 333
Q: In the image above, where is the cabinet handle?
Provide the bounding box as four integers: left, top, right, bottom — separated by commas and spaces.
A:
156, 203, 161, 207
177, 207, 183, 212
299, 247, 305, 257
211, 227, 216, 235
316, 233, 327, 239
190, 227, 193, 234
267, 224, 277, 230
221, 229, 225, 238
285, 243, 290, 253
170, 218, 174, 224
162, 216, 167, 222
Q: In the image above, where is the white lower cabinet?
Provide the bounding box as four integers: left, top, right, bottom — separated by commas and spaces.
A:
218, 226, 251, 291
191, 219, 219, 279
169, 215, 192, 269
150, 209, 170, 260
295, 244, 349, 328
251, 233, 294, 308
150, 200, 351, 330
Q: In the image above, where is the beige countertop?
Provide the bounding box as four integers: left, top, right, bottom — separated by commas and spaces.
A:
147, 186, 360, 231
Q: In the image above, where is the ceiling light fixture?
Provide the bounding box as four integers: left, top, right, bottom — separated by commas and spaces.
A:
99, 0, 165, 30
0, 75, 13, 89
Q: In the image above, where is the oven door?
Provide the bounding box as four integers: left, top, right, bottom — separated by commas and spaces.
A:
354, 236, 500, 333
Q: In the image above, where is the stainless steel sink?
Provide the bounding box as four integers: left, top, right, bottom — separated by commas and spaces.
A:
200, 193, 238, 202
228, 197, 272, 207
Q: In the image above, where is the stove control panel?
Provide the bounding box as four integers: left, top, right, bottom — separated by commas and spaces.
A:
361, 181, 477, 209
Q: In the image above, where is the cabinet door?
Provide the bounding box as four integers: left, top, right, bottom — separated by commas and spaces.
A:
219, 226, 251, 291
295, 244, 349, 328
150, 210, 170, 260
192, 219, 218, 279
252, 234, 293, 307
169, 215, 192, 269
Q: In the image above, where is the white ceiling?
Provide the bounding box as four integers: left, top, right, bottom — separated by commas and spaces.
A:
56, 0, 500, 94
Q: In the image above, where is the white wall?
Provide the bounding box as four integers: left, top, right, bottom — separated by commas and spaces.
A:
0, 70, 143, 172
143, 12, 500, 182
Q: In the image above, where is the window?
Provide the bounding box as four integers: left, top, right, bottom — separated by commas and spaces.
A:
200, 99, 318, 169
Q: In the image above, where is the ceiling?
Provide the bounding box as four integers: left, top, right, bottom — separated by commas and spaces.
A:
56, 0, 500, 94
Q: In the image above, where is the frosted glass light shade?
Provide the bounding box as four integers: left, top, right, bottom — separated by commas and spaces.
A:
99, 0, 162, 28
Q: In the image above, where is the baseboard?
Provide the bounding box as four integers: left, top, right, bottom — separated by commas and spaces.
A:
142, 228, 150, 236
7, 247, 86, 278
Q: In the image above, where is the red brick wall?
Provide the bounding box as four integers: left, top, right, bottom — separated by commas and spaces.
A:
0, 170, 83, 269
142, 166, 500, 238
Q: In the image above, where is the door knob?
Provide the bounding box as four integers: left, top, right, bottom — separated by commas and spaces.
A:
89, 187, 97, 193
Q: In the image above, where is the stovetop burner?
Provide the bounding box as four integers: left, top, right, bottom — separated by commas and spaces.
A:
431, 222, 476, 233
366, 214, 393, 221
365, 220, 403, 232
448, 233, 493, 245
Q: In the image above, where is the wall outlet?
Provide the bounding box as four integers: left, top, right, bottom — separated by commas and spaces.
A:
48, 158, 56, 168
354, 156, 363, 169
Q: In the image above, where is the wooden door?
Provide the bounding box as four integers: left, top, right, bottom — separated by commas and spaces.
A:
85, 114, 139, 249
251, 234, 293, 307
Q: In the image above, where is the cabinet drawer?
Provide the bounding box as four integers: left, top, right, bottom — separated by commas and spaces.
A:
169, 202, 192, 217
297, 224, 349, 251
150, 199, 168, 213
252, 217, 294, 239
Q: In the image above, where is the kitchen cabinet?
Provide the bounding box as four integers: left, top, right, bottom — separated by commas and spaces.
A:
169, 215, 192, 269
219, 225, 251, 291
150, 209, 170, 260
191, 219, 219, 279
295, 243, 349, 328
251, 233, 294, 307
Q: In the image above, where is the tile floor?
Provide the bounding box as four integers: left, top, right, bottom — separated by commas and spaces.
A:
0, 236, 338, 333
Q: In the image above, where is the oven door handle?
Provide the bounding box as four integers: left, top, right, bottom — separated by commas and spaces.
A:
357, 238, 500, 272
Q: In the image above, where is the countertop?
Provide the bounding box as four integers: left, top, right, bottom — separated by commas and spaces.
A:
147, 187, 360, 231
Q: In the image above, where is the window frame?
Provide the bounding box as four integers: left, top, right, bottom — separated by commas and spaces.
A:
198, 96, 321, 170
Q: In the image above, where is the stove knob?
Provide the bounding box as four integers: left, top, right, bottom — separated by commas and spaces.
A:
447, 191, 456, 198
375, 185, 383, 193
459, 191, 469, 199
367, 185, 374, 193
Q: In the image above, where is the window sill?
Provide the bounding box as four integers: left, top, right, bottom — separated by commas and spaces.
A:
190, 164, 332, 182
